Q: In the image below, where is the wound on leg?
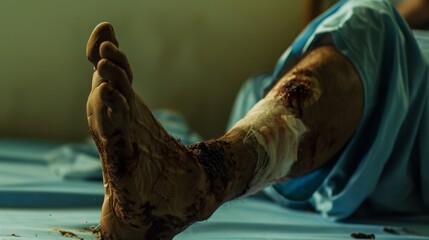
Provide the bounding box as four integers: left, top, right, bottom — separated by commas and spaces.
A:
276, 69, 321, 117
188, 140, 233, 202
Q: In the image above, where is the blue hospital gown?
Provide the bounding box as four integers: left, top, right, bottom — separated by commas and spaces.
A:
227, 0, 429, 220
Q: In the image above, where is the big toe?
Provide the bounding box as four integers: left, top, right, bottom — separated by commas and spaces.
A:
86, 22, 119, 66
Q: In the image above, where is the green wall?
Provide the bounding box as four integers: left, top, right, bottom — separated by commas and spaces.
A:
0, 0, 304, 141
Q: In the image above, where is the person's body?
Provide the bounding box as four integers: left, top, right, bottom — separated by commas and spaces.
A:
85, 0, 429, 239
397, 0, 429, 29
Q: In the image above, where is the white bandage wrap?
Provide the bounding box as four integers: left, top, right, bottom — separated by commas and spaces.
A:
231, 97, 307, 195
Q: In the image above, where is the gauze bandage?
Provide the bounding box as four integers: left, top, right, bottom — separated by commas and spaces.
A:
231, 97, 307, 195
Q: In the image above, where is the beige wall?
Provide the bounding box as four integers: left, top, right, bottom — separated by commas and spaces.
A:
0, 1, 304, 141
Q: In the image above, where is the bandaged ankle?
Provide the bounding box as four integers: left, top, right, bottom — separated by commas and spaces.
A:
231, 97, 307, 195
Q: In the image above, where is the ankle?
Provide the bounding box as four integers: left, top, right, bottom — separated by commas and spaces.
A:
189, 140, 232, 202
188, 131, 259, 202
220, 128, 261, 197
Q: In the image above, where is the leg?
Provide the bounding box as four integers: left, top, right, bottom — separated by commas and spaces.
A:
86, 23, 362, 239
397, 0, 429, 29
274, 45, 363, 177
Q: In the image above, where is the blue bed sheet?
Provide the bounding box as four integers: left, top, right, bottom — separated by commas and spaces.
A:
1, 195, 429, 239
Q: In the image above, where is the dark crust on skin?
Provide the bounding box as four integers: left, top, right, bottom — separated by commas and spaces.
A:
144, 216, 184, 239
188, 140, 232, 202
276, 68, 318, 118
88, 128, 138, 181
132, 200, 186, 239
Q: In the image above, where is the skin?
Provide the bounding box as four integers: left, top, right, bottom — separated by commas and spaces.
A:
274, 47, 363, 177
397, 0, 429, 29
86, 23, 362, 239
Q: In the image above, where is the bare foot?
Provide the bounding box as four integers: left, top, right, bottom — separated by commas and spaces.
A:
86, 23, 227, 239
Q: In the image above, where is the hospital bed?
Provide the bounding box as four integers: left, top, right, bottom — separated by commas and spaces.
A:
1, 139, 428, 240
2, 2, 429, 237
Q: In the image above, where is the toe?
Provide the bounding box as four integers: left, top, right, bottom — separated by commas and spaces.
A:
88, 84, 115, 139
87, 71, 105, 118
89, 82, 128, 138
100, 41, 133, 82
91, 70, 105, 90
99, 83, 129, 122
86, 22, 119, 67
97, 59, 133, 101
